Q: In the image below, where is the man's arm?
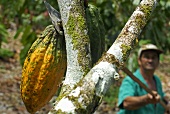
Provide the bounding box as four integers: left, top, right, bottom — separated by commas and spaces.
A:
123, 91, 160, 110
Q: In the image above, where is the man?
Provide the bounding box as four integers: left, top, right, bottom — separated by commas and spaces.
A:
118, 44, 169, 114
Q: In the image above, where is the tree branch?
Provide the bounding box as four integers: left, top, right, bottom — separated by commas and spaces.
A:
49, 0, 158, 113
57, 0, 92, 94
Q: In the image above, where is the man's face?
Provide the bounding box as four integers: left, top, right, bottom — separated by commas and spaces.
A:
138, 50, 159, 71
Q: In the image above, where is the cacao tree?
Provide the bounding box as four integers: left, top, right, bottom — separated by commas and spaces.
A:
46, 0, 158, 113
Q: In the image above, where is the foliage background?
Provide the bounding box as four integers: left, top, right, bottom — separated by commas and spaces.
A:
0, 0, 169, 110
0, 0, 170, 64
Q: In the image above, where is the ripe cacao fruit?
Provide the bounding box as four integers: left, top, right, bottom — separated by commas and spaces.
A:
20, 25, 67, 113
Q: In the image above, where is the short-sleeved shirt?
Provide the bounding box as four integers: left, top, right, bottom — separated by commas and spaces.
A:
118, 69, 165, 114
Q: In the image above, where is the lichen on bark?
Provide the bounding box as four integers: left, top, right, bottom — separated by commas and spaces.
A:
57, 0, 92, 92
65, 1, 91, 75
109, 0, 157, 67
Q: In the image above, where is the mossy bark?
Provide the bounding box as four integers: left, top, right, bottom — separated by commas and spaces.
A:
49, 0, 157, 113
56, 0, 91, 94
107, 0, 157, 67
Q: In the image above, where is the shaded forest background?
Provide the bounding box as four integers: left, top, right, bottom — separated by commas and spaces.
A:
0, 0, 170, 113
0, 0, 170, 66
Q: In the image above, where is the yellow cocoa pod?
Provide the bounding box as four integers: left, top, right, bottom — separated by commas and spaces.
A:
20, 25, 67, 113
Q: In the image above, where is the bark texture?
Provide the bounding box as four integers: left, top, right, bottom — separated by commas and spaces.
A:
49, 0, 157, 113
107, 0, 157, 67
57, 0, 92, 94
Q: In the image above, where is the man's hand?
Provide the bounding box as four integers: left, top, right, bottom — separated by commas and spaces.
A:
165, 103, 170, 114
146, 91, 160, 104
123, 91, 160, 110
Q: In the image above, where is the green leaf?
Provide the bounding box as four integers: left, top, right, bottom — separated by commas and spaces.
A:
0, 48, 14, 58
21, 25, 32, 45
14, 27, 24, 39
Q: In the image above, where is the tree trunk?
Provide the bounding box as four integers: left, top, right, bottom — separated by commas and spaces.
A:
49, 0, 158, 113
57, 0, 92, 95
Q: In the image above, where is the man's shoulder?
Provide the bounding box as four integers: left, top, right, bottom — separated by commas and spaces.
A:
122, 75, 136, 84
123, 69, 141, 80
122, 69, 143, 86
133, 69, 141, 76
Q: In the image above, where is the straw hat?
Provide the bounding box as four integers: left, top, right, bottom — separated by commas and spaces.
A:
138, 44, 163, 57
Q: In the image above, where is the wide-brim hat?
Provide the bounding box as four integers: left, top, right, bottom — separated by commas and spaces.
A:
138, 44, 163, 57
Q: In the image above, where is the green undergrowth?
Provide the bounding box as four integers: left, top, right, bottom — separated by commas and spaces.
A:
0, 48, 14, 59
